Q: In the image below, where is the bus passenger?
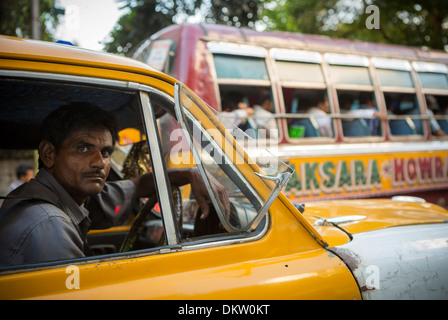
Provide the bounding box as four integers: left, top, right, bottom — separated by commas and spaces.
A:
253, 89, 277, 139
426, 95, 446, 136
359, 92, 382, 135
339, 93, 385, 136
218, 91, 254, 131
306, 94, 333, 137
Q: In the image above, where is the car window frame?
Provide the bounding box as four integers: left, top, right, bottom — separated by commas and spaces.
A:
173, 82, 293, 232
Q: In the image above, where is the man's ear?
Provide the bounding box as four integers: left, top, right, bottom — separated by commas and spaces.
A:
38, 140, 56, 169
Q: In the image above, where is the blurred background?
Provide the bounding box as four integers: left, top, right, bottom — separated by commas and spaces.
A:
1, 0, 447, 54
0, 0, 447, 196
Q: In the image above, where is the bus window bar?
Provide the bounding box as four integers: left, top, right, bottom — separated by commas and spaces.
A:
263, 113, 448, 121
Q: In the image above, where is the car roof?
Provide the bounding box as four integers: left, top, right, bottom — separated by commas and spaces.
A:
0, 35, 175, 84
0, 36, 177, 149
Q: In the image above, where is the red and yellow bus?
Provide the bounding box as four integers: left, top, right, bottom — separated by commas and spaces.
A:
133, 23, 448, 207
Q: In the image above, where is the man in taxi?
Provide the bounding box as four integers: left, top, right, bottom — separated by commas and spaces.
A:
0, 102, 220, 267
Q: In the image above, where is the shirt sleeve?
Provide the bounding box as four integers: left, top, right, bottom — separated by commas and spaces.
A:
234, 109, 249, 126
427, 110, 442, 132
351, 109, 376, 118
87, 180, 137, 229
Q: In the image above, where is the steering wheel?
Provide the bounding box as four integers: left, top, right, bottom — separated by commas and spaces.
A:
119, 185, 183, 252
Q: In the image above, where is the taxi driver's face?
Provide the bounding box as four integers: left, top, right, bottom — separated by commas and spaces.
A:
44, 127, 114, 205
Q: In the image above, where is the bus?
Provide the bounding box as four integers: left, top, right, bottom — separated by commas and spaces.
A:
132, 23, 448, 207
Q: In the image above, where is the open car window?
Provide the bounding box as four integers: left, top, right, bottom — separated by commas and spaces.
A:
174, 83, 294, 232
0, 73, 292, 270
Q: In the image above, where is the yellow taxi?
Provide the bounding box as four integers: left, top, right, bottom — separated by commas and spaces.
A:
0, 35, 447, 300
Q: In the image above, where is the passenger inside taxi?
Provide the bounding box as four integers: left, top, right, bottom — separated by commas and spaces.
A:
0, 102, 225, 267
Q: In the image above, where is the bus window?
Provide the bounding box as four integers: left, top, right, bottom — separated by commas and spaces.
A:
376, 69, 414, 87
329, 66, 372, 86
276, 61, 324, 83
208, 42, 274, 139
412, 62, 448, 137
413, 61, 448, 90
385, 93, 421, 135
326, 53, 371, 86
373, 57, 414, 88
272, 49, 324, 85
213, 54, 269, 80
283, 88, 332, 138
372, 57, 423, 137
208, 42, 269, 81
272, 49, 330, 139
326, 54, 379, 138
425, 95, 448, 136
218, 85, 277, 141
418, 73, 448, 90
136, 39, 175, 75
337, 90, 382, 137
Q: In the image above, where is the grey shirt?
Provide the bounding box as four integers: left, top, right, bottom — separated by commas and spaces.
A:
0, 169, 136, 267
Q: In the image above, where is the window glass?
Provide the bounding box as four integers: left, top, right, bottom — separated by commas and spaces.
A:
376, 69, 414, 87
329, 66, 372, 85
140, 39, 175, 75
144, 39, 173, 72
276, 61, 324, 83
418, 73, 448, 89
413, 61, 448, 89
213, 54, 269, 80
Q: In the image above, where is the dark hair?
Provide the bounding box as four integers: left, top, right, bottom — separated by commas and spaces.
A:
254, 89, 271, 106
38, 101, 119, 168
221, 91, 245, 112
16, 164, 33, 179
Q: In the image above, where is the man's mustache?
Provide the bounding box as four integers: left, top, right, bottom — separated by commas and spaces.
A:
82, 170, 106, 179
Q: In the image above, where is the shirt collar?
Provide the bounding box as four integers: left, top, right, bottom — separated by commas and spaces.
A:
35, 169, 90, 226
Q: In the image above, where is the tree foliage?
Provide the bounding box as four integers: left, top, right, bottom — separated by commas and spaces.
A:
3, 0, 444, 54
0, 0, 60, 41
106, 0, 447, 54
263, 0, 448, 51
202, 0, 265, 28
104, 0, 266, 54
104, 0, 180, 54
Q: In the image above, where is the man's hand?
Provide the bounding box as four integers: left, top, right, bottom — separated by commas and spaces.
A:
133, 167, 230, 220
189, 168, 230, 220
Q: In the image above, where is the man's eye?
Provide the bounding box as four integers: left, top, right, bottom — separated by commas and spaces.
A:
78, 145, 89, 152
102, 148, 114, 157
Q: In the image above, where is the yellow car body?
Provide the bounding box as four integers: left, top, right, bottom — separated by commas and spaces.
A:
0, 36, 447, 300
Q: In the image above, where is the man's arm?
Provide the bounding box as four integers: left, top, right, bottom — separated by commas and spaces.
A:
132, 167, 230, 220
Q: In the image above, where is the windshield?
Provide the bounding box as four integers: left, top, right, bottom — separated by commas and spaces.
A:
174, 83, 293, 232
